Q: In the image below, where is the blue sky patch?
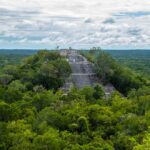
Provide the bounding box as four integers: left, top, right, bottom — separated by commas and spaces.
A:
114, 11, 150, 17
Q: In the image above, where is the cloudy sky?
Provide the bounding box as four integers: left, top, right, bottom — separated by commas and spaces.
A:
0, 0, 150, 49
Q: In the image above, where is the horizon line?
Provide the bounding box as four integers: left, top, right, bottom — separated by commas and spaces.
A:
0, 48, 150, 51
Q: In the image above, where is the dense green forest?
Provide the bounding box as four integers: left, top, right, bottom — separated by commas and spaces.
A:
0, 49, 149, 78
0, 50, 37, 70
0, 50, 150, 150
106, 50, 150, 80
81, 50, 150, 80
81, 50, 149, 95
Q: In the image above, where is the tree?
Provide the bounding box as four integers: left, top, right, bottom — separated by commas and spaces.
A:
9, 80, 27, 92
78, 116, 90, 133
36, 63, 60, 89
0, 122, 8, 150
114, 133, 137, 150
33, 128, 65, 150
121, 113, 148, 135
3, 86, 23, 103
52, 59, 71, 78
3, 65, 19, 79
0, 74, 13, 85
0, 101, 12, 121
31, 91, 57, 111
133, 130, 150, 150
6, 120, 35, 150
93, 84, 105, 100
80, 86, 94, 102
96, 52, 115, 84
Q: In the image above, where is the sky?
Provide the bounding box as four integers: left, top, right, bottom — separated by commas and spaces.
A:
0, 0, 150, 49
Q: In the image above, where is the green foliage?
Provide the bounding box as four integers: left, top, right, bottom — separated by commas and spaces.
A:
0, 74, 13, 85
31, 90, 57, 111
0, 101, 12, 121
0, 84, 150, 150
0, 50, 149, 150
80, 86, 94, 102
0, 50, 71, 91
0, 52, 28, 70
82, 50, 147, 95
78, 116, 90, 133
113, 133, 137, 150
9, 80, 27, 92
6, 120, 36, 150
133, 128, 150, 150
3, 86, 23, 103
93, 84, 105, 99
96, 52, 146, 95
33, 128, 65, 150
0, 122, 8, 149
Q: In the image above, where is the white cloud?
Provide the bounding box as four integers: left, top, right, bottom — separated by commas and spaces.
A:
0, 0, 150, 49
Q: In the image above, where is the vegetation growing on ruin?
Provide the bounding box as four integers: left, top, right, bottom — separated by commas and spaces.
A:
0, 50, 150, 150
81, 49, 149, 95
